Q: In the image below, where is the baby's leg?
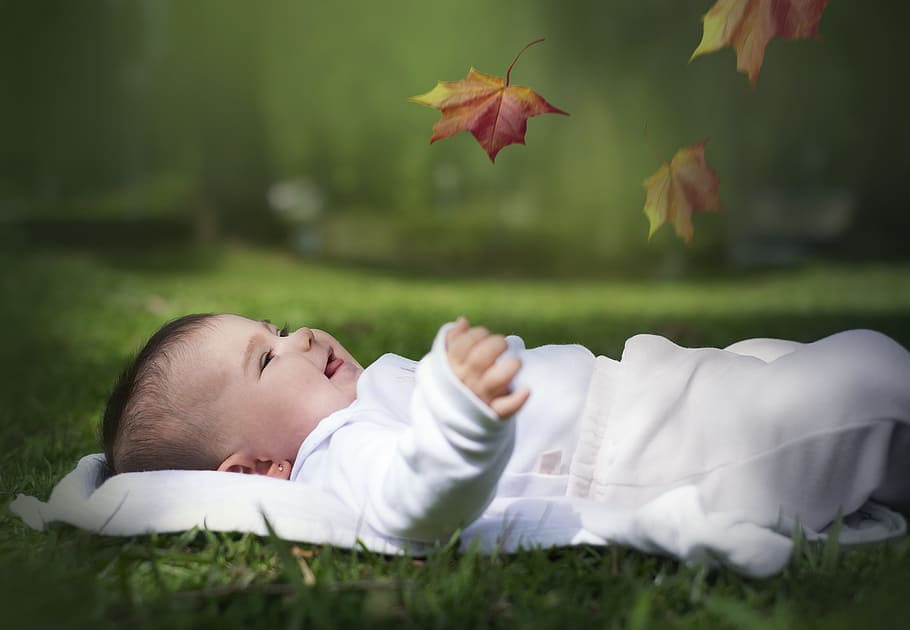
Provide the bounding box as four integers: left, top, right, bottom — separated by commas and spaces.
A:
723, 337, 803, 363
707, 329, 910, 527
872, 424, 910, 512
750, 329, 910, 438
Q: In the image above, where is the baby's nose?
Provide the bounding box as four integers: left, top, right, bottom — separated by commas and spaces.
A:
295, 327, 316, 350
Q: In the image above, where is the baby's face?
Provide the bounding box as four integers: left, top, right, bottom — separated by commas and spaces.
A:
191, 314, 363, 464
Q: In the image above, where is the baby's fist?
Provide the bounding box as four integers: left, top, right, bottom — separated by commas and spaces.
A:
445, 317, 530, 419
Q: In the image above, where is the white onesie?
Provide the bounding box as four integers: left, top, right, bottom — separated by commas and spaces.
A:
290, 327, 597, 539
291, 324, 910, 552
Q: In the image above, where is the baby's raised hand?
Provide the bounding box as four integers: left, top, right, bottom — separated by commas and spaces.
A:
446, 317, 530, 419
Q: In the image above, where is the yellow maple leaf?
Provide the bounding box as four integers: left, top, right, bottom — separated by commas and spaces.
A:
643, 140, 721, 245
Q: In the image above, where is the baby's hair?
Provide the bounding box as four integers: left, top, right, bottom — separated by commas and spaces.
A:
102, 313, 223, 477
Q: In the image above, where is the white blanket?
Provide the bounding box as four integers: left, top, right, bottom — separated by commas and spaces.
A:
10, 453, 905, 578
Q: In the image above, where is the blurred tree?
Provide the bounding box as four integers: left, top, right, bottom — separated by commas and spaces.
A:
0, 0, 276, 242
151, 0, 275, 242
0, 0, 143, 199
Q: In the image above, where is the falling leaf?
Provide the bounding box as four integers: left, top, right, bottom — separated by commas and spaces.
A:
643, 139, 721, 245
690, 0, 830, 86
410, 39, 568, 163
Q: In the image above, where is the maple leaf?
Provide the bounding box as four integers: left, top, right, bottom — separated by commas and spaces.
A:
410, 39, 568, 163
643, 139, 721, 245
690, 0, 830, 86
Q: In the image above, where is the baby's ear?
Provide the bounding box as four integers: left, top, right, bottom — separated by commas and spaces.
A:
217, 452, 256, 475
217, 453, 291, 480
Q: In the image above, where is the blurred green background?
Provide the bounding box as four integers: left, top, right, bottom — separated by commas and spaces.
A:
1, 0, 908, 275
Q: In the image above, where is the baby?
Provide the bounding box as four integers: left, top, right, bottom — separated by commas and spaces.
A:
103, 313, 910, 544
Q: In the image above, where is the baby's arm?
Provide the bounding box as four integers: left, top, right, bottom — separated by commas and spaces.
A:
340, 317, 528, 541
446, 317, 530, 419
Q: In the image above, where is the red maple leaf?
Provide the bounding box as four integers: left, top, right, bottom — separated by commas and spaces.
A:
690, 0, 830, 86
410, 39, 568, 163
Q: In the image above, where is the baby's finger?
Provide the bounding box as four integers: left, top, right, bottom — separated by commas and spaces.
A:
445, 316, 470, 344
490, 387, 530, 419
464, 333, 508, 372
447, 325, 491, 365
476, 356, 521, 399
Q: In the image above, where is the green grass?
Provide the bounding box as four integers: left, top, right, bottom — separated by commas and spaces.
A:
2, 243, 910, 628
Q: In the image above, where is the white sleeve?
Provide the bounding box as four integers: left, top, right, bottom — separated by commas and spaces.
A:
326, 323, 516, 541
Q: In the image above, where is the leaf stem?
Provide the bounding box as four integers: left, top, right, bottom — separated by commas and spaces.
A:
505, 38, 545, 86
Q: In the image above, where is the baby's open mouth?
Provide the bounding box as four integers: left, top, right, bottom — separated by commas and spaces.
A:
324, 348, 344, 378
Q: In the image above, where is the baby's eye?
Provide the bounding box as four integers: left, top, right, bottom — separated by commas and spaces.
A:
261, 351, 274, 372
279, 324, 289, 337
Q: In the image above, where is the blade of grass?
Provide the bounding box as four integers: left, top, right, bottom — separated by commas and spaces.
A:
821, 511, 843, 573
261, 513, 305, 591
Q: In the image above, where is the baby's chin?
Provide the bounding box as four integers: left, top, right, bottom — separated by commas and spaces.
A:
332, 361, 364, 391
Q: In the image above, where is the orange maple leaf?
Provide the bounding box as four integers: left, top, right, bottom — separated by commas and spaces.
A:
410, 39, 568, 163
643, 140, 721, 245
690, 0, 830, 86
